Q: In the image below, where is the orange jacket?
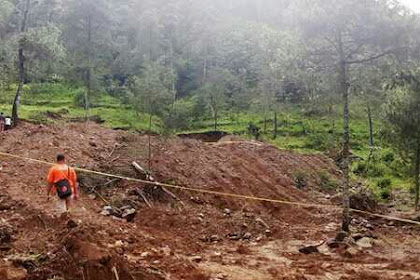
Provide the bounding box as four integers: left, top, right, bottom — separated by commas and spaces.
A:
47, 164, 78, 194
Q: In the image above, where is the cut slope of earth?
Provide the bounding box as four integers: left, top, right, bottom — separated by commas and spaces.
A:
0, 122, 419, 280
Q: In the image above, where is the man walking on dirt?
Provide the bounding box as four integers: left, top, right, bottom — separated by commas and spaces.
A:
47, 154, 79, 215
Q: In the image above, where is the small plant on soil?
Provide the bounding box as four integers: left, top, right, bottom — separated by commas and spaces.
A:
293, 171, 308, 189
319, 171, 338, 191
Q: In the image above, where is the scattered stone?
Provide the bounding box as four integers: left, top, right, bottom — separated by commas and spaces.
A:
198, 213, 205, 218
344, 247, 359, 258
352, 233, 364, 241
100, 210, 111, 216
365, 223, 374, 230
120, 205, 133, 211
114, 240, 124, 248
228, 234, 241, 241
122, 208, 136, 222
88, 194, 96, 200
256, 235, 263, 242
223, 208, 231, 216
299, 245, 319, 254
210, 235, 221, 242
140, 252, 149, 258
356, 237, 373, 248
335, 231, 348, 242
190, 197, 204, 204
190, 256, 202, 263
242, 232, 252, 240
100, 206, 114, 216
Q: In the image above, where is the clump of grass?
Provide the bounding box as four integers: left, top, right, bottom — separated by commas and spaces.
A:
319, 171, 338, 191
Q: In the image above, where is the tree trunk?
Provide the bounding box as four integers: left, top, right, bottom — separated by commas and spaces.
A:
273, 111, 278, 139
415, 145, 420, 211
338, 31, 351, 232
367, 104, 374, 147
214, 110, 218, 131
12, 0, 30, 127
170, 33, 177, 108
263, 115, 267, 134
148, 113, 152, 172
84, 15, 92, 121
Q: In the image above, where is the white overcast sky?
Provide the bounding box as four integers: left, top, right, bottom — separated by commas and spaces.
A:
400, 0, 420, 12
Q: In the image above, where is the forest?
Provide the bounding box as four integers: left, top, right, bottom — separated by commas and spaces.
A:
1, 0, 420, 225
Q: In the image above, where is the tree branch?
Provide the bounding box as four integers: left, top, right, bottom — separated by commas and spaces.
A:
346, 50, 396, 65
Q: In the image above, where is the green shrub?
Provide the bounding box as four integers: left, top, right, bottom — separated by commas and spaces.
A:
380, 188, 392, 200
353, 162, 367, 175
366, 163, 386, 177
377, 178, 392, 189
382, 151, 395, 164
319, 171, 338, 190
163, 99, 195, 133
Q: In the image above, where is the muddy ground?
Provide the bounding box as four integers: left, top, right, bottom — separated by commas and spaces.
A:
0, 122, 419, 280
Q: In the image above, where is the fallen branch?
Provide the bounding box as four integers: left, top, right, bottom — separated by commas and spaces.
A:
136, 188, 152, 208
132, 161, 183, 204
112, 266, 120, 280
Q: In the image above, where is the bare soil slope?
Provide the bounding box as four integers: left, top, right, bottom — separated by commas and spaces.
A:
0, 122, 419, 280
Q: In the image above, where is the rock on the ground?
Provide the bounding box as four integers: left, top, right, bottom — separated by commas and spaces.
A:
223, 208, 231, 216
356, 237, 373, 248
242, 232, 252, 240
335, 231, 348, 242
189, 256, 202, 263
122, 208, 136, 222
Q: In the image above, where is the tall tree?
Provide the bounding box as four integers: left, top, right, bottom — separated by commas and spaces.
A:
300, 0, 410, 231
63, 0, 111, 116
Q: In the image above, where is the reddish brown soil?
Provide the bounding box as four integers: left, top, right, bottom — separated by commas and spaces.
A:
0, 122, 419, 280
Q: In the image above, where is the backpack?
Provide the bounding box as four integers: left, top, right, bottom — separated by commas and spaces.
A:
55, 167, 73, 199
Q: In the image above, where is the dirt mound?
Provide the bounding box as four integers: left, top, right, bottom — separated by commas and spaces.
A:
1, 121, 419, 279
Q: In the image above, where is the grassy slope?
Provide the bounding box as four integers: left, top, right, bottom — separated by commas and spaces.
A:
0, 83, 412, 201
0, 84, 159, 131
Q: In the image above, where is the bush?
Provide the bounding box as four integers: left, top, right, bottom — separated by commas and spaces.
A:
380, 188, 392, 200
304, 134, 338, 151
366, 163, 386, 177
353, 162, 367, 175
382, 151, 395, 163
319, 171, 338, 190
293, 171, 307, 189
162, 99, 195, 133
377, 178, 392, 189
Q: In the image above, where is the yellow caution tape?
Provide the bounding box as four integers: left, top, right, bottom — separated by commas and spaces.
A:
0, 151, 419, 226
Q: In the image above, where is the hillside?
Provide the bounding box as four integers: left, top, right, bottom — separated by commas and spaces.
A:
0, 121, 419, 279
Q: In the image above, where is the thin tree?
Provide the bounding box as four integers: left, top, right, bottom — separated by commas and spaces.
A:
12, 0, 30, 126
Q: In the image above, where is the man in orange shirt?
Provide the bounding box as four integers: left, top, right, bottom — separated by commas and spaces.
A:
47, 154, 79, 215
